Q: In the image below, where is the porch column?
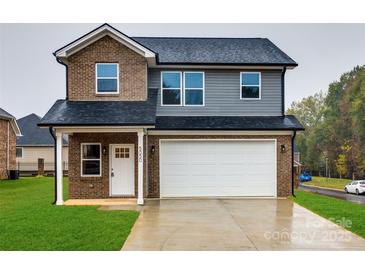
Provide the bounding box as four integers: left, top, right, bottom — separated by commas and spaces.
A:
137, 130, 144, 205
56, 131, 63, 205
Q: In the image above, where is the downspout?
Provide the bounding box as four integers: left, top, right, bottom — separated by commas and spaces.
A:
7, 122, 9, 177
55, 57, 69, 100
49, 127, 57, 204
281, 66, 287, 116
145, 129, 149, 199
291, 130, 297, 197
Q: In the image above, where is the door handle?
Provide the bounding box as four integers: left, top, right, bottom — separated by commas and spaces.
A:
111, 168, 114, 177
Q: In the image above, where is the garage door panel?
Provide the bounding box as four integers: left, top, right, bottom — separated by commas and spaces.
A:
160, 140, 276, 197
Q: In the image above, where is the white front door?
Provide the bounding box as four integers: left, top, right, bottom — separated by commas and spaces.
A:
110, 144, 134, 196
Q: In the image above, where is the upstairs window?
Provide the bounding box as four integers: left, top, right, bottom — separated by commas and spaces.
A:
161, 72, 182, 106
81, 143, 101, 176
240, 72, 261, 100
184, 72, 204, 106
96, 63, 119, 94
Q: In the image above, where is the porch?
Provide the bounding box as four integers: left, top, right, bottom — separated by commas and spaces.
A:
54, 127, 149, 206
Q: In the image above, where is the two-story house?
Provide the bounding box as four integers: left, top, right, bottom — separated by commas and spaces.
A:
0, 107, 21, 179
39, 24, 304, 205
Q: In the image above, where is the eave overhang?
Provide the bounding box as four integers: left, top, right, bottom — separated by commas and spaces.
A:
54, 23, 156, 66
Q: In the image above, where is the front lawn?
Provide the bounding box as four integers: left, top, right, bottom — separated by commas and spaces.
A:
292, 190, 365, 238
303, 176, 351, 190
0, 177, 139, 251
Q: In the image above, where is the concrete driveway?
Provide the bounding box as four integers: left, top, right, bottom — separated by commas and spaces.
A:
117, 199, 365, 251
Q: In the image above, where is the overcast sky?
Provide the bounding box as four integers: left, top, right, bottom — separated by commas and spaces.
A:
1, 23, 365, 119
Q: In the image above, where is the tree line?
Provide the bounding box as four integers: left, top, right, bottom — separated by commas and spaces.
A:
287, 65, 365, 179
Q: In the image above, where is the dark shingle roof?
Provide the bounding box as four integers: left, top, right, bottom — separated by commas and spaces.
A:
39, 89, 158, 126
154, 115, 304, 131
0, 107, 15, 119
17, 114, 67, 146
133, 37, 297, 66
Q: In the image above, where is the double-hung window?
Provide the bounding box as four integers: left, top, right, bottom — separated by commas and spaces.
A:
96, 63, 119, 94
161, 72, 182, 106
81, 143, 101, 176
240, 72, 261, 99
184, 72, 204, 106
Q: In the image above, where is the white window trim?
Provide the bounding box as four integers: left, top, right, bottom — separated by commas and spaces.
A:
240, 72, 261, 100
183, 71, 205, 106
161, 71, 183, 106
95, 63, 119, 95
16, 147, 23, 158
80, 143, 102, 177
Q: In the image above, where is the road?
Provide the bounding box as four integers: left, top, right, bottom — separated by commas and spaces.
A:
299, 184, 365, 205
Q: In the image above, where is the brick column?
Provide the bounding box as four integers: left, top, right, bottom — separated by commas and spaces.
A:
38, 158, 44, 176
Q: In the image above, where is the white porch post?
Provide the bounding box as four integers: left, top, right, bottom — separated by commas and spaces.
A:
56, 130, 64, 205
137, 130, 144, 205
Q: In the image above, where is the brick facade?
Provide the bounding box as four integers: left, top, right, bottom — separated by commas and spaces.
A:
68, 132, 140, 199
67, 133, 292, 199
0, 119, 16, 179
147, 135, 293, 198
67, 36, 147, 101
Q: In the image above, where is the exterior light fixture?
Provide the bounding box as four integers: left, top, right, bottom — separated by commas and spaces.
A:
102, 146, 107, 155
151, 145, 155, 155
280, 145, 286, 152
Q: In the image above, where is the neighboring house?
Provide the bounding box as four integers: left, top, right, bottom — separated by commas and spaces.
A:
16, 114, 68, 175
39, 24, 304, 205
0, 108, 21, 179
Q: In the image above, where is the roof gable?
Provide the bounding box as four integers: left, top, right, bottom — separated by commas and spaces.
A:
0, 107, 15, 119
54, 23, 156, 61
0, 107, 21, 136
17, 114, 67, 146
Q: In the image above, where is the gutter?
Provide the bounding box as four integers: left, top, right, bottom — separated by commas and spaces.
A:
281, 66, 287, 116
49, 127, 57, 205
291, 130, 297, 197
55, 56, 69, 100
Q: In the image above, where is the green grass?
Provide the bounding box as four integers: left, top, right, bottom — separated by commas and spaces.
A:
0, 177, 139, 251
292, 190, 365, 238
304, 176, 351, 190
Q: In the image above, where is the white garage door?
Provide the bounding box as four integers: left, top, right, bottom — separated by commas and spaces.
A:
160, 140, 277, 197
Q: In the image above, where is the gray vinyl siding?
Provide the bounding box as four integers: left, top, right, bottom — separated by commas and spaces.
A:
148, 69, 282, 116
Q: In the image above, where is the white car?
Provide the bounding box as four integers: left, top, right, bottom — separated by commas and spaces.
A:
344, 180, 365, 195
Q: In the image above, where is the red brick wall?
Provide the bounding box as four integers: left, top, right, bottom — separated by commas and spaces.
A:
68, 133, 292, 199
0, 119, 16, 179
147, 135, 292, 198
68, 133, 139, 199
67, 36, 147, 101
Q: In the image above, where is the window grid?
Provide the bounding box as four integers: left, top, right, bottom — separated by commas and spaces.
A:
115, 147, 130, 158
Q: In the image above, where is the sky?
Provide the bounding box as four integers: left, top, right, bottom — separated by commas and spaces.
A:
1, 23, 365, 119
